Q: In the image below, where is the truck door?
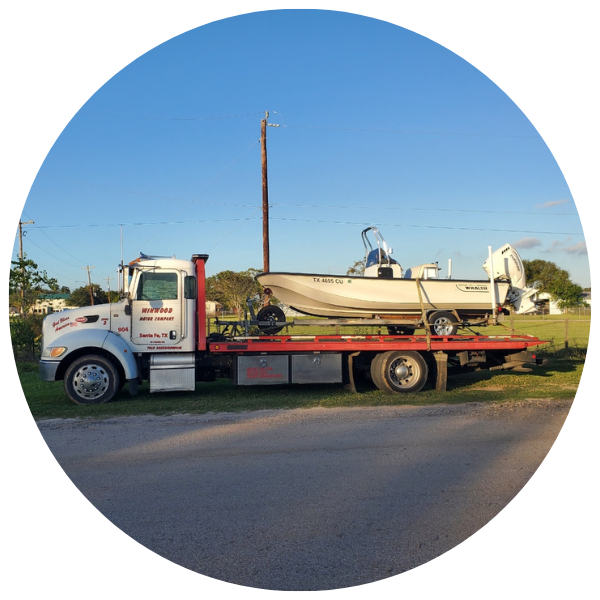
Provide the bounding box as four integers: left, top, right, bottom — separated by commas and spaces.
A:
130, 270, 183, 347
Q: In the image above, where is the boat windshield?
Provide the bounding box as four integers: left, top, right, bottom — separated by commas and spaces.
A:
365, 249, 380, 268
366, 248, 394, 268
362, 226, 395, 267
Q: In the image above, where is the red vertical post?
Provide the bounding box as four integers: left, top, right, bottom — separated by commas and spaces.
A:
192, 254, 209, 351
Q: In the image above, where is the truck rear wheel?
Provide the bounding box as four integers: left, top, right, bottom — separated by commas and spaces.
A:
370, 351, 428, 393
64, 355, 120, 405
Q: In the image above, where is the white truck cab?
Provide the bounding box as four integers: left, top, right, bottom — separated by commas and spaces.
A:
39, 254, 205, 404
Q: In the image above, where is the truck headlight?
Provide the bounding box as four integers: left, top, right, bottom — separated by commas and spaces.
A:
42, 346, 68, 358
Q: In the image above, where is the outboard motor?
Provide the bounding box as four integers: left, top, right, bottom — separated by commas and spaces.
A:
482, 244, 538, 314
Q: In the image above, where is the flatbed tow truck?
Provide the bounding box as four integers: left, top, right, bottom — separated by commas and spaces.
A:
39, 253, 547, 405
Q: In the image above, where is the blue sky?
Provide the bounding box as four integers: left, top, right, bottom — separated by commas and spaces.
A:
15, 9, 589, 290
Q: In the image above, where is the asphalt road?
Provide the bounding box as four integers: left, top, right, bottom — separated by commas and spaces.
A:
38, 399, 571, 591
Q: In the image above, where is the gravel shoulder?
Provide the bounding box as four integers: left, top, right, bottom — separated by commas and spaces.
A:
36, 397, 574, 430
37, 398, 573, 591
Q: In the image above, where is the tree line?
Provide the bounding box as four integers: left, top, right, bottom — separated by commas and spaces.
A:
9, 254, 589, 360
523, 259, 588, 309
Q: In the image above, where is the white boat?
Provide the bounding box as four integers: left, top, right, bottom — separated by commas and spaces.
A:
256, 227, 538, 334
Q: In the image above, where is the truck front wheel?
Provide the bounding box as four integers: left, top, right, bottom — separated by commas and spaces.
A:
64, 355, 120, 405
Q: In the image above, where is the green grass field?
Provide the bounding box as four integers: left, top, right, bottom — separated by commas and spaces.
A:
17, 314, 589, 420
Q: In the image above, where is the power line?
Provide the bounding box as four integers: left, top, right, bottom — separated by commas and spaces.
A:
82, 111, 265, 122
208, 208, 263, 251
27, 212, 583, 233
79, 109, 540, 139
267, 217, 582, 236
19, 229, 84, 267
282, 124, 541, 140
269, 202, 578, 217
27, 201, 580, 228
38, 215, 580, 235
22, 211, 87, 265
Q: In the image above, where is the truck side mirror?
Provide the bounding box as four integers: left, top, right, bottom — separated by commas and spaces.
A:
184, 276, 197, 299
124, 294, 132, 315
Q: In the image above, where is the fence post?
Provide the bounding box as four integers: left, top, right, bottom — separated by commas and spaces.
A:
564, 318, 569, 350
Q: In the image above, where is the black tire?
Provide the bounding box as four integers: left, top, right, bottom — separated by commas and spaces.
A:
64, 354, 120, 405
256, 305, 287, 335
370, 351, 428, 393
428, 311, 459, 336
387, 326, 416, 336
369, 352, 388, 391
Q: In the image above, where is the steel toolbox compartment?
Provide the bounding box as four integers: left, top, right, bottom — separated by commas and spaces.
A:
235, 353, 342, 385
150, 353, 196, 392
291, 353, 342, 383
236, 355, 289, 385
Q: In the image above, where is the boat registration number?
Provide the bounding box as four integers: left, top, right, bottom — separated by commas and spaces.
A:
312, 277, 347, 284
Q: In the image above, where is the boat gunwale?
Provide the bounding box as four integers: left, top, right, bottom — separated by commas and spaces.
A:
256, 272, 510, 285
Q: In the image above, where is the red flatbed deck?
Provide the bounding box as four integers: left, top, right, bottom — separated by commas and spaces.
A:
209, 334, 548, 354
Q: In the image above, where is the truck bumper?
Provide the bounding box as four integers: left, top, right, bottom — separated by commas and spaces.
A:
39, 360, 60, 382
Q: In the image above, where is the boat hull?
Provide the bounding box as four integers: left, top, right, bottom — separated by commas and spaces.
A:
256, 272, 510, 319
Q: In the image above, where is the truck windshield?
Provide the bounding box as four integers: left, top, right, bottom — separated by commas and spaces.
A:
136, 272, 178, 301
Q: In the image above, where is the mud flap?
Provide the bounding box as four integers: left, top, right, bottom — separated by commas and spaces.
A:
433, 351, 448, 392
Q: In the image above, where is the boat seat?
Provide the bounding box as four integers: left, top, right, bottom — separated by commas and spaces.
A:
365, 249, 399, 268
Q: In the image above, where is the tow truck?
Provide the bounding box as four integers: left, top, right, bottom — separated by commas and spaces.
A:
39, 253, 546, 404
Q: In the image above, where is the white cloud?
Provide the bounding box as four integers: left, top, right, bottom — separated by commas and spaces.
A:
541, 239, 588, 258
534, 199, 571, 209
513, 237, 542, 249
563, 241, 588, 256
543, 240, 563, 253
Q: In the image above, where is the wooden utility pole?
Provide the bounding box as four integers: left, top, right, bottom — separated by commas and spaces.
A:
18, 219, 34, 262
261, 112, 270, 273
260, 111, 281, 275
17, 219, 34, 315
82, 265, 95, 305
104, 276, 113, 304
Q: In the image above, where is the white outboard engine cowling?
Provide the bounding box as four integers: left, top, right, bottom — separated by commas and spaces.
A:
482, 244, 538, 314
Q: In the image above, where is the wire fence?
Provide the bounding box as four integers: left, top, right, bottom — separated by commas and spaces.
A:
503, 316, 591, 354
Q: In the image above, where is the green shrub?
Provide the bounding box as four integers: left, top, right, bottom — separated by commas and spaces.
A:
10, 315, 43, 361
